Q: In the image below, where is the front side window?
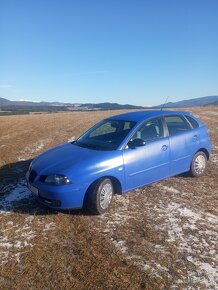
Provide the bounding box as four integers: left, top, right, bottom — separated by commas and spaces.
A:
165, 115, 191, 136
130, 117, 164, 142
75, 120, 136, 150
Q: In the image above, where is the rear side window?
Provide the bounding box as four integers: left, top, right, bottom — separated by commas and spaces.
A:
185, 115, 199, 129
165, 115, 191, 136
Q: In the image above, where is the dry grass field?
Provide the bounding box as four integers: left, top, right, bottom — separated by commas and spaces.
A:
0, 107, 217, 289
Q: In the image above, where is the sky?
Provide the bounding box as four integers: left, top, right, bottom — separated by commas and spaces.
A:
0, 0, 218, 106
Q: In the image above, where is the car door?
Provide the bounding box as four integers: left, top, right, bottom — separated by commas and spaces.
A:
122, 117, 170, 191
164, 114, 199, 176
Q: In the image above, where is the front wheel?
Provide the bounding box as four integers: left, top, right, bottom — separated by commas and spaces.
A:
190, 151, 207, 177
85, 178, 114, 215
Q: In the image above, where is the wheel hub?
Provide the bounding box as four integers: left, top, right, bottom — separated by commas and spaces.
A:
100, 183, 113, 209
194, 155, 206, 174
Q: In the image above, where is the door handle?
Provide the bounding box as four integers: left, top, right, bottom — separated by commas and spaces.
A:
193, 135, 199, 141
161, 145, 168, 151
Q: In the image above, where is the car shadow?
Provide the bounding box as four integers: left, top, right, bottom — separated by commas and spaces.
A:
0, 159, 89, 216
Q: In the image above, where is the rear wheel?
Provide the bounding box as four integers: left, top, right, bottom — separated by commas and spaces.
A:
85, 178, 114, 214
190, 151, 207, 177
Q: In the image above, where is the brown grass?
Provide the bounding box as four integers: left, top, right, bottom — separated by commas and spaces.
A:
0, 107, 217, 289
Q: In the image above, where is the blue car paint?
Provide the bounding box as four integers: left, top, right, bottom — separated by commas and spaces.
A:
29, 143, 125, 208
26, 110, 211, 209
122, 137, 171, 190
167, 120, 210, 176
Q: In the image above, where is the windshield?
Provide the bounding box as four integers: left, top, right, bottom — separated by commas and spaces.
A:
74, 119, 136, 150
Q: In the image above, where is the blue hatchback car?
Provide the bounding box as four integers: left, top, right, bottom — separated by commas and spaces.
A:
26, 110, 211, 214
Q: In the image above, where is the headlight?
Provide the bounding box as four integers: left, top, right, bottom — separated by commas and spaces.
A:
44, 174, 72, 185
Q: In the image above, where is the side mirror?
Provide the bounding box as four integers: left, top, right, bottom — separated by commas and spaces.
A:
68, 136, 76, 143
128, 138, 146, 149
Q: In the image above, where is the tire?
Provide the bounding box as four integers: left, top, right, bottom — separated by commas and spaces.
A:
190, 151, 207, 177
85, 178, 114, 215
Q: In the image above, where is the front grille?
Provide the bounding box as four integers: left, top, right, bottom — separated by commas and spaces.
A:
29, 169, 37, 183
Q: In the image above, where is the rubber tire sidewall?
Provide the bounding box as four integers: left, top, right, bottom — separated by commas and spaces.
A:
86, 178, 114, 215
190, 151, 207, 177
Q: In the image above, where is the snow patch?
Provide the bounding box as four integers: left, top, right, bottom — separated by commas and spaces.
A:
165, 202, 218, 288
112, 239, 128, 254
17, 141, 46, 161
99, 194, 172, 278
99, 190, 218, 289
205, 213, 218, 224
211, 154, 218, 164
0, 182, 56, 265
161, 186, 180, 194
67, 136, 76, 143
0, 180, 31, 213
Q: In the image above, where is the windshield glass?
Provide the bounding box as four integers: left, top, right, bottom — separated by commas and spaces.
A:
74, 119, 136, 150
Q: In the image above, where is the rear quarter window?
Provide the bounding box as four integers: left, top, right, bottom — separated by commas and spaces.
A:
185, 115, 199, 129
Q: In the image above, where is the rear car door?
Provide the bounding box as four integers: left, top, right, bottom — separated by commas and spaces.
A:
164, 114, 200, 176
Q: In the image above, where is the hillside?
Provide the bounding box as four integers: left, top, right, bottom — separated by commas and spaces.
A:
0, 97, 144, 112
156, 96, 218, 108
1, 96, 218, 115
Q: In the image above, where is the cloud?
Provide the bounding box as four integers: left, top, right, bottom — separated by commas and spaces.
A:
19, 99, 40, 103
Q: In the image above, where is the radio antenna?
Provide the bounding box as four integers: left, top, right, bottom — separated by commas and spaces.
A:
161, 96, 169, 111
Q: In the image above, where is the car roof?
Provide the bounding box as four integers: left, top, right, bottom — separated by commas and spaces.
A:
108, 110, 190, 122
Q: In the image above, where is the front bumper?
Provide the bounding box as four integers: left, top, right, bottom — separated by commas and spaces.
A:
27, 178, 88, 209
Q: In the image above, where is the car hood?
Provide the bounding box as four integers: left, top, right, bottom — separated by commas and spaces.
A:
32, 143, 123, 178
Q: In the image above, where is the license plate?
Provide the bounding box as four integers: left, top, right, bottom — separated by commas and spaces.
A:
28, 183, 38, 196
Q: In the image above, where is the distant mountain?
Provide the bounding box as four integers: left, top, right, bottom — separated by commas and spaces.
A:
80, 102, 144, 110
1, 95, 217, 114
156, 96, 218, 108
0, 97, 76, 107
0, 97, 144, 112
0, 97, 11, 106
